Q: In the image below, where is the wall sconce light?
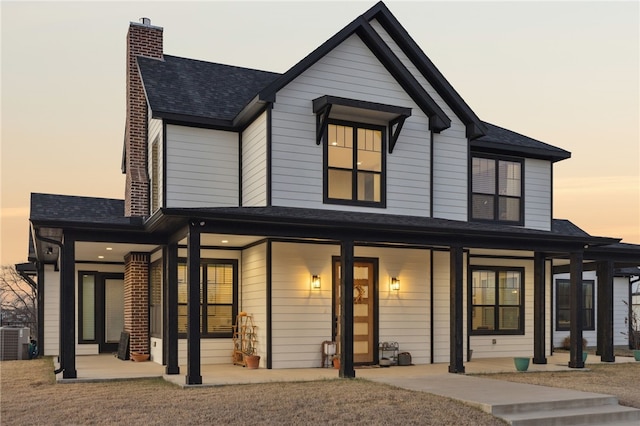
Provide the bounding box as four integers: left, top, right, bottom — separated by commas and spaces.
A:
311, 275, 321, 289
390, 277, 400, 292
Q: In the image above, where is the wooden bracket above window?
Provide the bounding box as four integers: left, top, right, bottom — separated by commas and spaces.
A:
389, 116, 407, 154
316, 104, 332, 145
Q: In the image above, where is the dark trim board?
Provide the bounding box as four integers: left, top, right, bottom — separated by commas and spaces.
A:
266, 240, 273, 369
266, 103, 273, 207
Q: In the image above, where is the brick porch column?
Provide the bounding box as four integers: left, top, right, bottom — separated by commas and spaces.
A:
125, 252, 150, 355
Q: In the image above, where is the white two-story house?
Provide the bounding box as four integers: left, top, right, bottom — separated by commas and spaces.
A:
27, 2, 639, 384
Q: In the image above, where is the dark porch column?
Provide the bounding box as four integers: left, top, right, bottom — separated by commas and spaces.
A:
37, 262, 45, 356
186, 222, 202, 385
340, 239, 355, 378
449, 245, 465, 374
568, 250, 584, 368
596, 260, 615, 362
165, 242, 180, 375
60, 233, 77, 379
533, 252, 547, 364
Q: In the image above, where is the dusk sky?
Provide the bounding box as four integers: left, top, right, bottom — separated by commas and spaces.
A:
2, 1, 639, 265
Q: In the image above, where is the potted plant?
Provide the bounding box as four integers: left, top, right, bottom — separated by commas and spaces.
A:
621, 300, 640, 361
332, 354, 340, 369
243, 329, 260, 369
130, 351, 149, 362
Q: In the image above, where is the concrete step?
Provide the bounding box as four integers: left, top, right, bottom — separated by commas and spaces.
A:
491, 395, 618, 415
500, 404, 640, 426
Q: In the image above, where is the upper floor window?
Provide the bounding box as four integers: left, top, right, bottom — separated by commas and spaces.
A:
324, 121, 385, 207
470, 267, 524, 335
471, 156, 523, 224
555, 279, 595, 331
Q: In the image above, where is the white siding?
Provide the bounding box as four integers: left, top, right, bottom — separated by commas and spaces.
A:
242, 111, 268, 206
270, 33, 432, 217
241, 243, 268, 368
524, 158, 551, 231
355, 246, 430, 364
43, 265, 60, 356
553, 272, 632, 348
165, 124, 239, 208
370, 19, 469, 221
148, 114, 163, 212
271, 242, 338, 368
469, 257, 534, 358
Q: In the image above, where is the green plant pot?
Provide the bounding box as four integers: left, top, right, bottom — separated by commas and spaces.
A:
582, 352, 588, 363
514, 357, 530, 372
633, 350, 640, 362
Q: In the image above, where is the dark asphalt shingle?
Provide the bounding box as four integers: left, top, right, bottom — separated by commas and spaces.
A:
29, 193, 138, 226
137, 55, 280, 121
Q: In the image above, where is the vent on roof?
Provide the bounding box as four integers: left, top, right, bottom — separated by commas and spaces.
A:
139, 17, 151, 26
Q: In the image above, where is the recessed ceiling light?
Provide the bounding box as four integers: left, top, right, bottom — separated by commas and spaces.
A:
221, 240, 229, 244
331, 142, 337, 146
98, 255, 105, 259
106, 247, 113, 251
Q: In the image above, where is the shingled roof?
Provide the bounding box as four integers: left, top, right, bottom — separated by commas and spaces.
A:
472, 122, 571, 162
137, 55, 280, 125
29, 193, 142, 227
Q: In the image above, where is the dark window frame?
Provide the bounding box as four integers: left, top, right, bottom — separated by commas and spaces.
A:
77, 271, 125, 345
323, 119, 387, 208
469, 266, 525, 335
470, 153, 524, 225
555, 279, 595, 331
177, 258, 238, 339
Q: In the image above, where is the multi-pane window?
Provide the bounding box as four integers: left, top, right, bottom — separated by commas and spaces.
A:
471, 267, 524, 334
150, 138, 159, 213
555, 279, 595, 331
177, 259, 236, 338
326, 122, 384, 206
471, 156, 522, 223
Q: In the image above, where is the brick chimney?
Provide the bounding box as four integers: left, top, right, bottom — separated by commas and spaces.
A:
124, 17, 163, 217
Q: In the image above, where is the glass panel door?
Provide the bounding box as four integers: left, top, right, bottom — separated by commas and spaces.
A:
104, 279, 124, 343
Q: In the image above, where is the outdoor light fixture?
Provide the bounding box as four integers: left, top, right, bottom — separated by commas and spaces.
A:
311, 275, 321, 289
390, 277, 400, 292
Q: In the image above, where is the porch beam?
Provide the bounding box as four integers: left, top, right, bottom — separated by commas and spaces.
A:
568, 250, 585, 368
185, 221, 202, 385
449, 245, 464, 374
37, 262, 45, 356
60, 233, 77, 379
165, 242, 180, 375
339, 239, 355, 378
533, 252, 547, 364
596, 260, 615, 362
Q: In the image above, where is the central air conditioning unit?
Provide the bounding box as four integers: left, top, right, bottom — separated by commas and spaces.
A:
0, 327, 31, 360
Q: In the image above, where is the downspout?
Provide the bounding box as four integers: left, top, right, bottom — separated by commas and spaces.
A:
34, 228, 65, 374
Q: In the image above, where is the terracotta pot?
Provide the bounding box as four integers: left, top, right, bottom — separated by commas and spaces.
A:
131, 352, 149, 362
245, 354, 260, 369
333, 357, 340, 369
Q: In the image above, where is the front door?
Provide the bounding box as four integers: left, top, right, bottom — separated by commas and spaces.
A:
79, 272, 124, 353
333, 258, 377, 365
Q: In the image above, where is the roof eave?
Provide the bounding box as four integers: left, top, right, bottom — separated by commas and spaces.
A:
470, 140, 572, 162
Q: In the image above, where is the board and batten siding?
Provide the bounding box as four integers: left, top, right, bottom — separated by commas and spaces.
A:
270, 242, 338, 369
469, 257, 537, 358
355, 246, 430, 365
165, 124, 239, 208
370, 19, 469, 221
242, 111, 268, 206
240, 243, 268, 368
524, 158, 552, 231
148, 114, 163, 212
270, 33, 432, 217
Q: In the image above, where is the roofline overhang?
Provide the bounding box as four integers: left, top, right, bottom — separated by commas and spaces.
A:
471, 140, 572, 163
151, 207, 616, 253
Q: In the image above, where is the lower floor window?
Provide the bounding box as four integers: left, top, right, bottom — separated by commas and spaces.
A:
470, 267, 524, 334
178, 259, 237, 338
555, 279, 595, 331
